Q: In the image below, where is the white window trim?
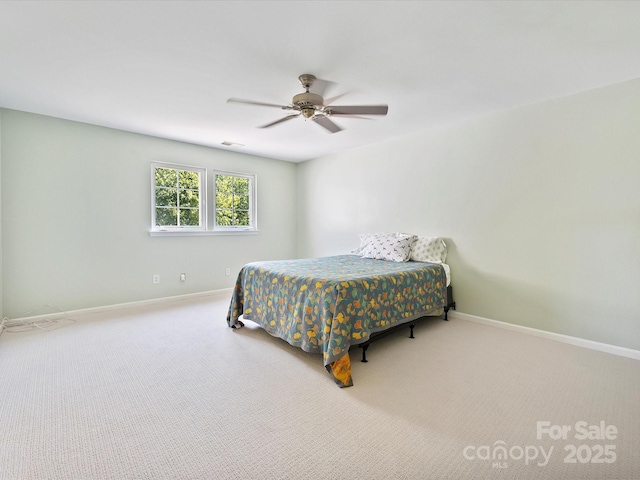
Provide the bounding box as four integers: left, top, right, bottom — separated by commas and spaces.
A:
149, 163, 259, 236
150, 161, 207, 233
212, 169, 258, 233
149, 229, 259, 237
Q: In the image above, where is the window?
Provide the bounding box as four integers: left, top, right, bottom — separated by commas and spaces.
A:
214, 171, 257, 231
150, 163, 257, 235
151, 162, 206, 232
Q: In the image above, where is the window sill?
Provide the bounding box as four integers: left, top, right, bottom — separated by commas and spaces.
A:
150, 229, 259, 237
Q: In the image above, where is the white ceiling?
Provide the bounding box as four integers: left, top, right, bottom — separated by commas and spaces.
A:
1, 1, 640, 163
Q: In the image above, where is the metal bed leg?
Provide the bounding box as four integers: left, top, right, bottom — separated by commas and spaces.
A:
444, 285, 455, 321
357, 319, 422, 363
360, 344, 369, 362
444, 301, 456, 321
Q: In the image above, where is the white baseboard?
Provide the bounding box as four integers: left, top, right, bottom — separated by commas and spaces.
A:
9, 288, 234, 324
449, 311, 640, 361
10, 296, 639, 362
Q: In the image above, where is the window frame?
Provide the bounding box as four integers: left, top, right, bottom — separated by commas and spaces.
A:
149, 163, 258, 236
212, 170, 258, 233
150, 161, 207, 233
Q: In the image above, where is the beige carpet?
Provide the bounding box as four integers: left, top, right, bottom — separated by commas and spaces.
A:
1, 293, 638, 479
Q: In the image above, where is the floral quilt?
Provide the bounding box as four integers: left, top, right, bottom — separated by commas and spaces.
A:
226, 255, 446, 387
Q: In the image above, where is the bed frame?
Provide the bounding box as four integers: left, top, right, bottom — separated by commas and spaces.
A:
353, 285, 456, 362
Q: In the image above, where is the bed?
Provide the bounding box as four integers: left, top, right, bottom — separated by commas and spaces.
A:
226, 249, 449, 387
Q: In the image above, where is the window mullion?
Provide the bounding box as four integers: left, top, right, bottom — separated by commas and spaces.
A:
175, 174, 180, 227
231, 178, 236, 226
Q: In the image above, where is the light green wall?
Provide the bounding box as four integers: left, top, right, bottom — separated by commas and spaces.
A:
297, 78, 640, 351
1, 109, 297, 318
3, 77, 639, 350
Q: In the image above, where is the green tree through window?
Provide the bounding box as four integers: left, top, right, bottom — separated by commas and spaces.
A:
151, 163, 256, 234
215, 174, 252, 228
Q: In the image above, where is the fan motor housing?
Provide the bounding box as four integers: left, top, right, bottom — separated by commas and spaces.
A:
293, 92, 323, 108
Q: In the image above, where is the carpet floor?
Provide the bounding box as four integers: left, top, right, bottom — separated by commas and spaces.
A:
1, 293, 638, 479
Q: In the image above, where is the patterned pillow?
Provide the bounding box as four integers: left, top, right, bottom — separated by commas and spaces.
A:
351, 233, 380, 255
410, 236, 447, 263
360, 233, 417, 262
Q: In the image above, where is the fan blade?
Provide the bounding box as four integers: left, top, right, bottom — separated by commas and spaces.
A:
328, 105, 388, 116
312, 115, 342, 133
259, 114, 299, 129
309, 77, 337, 98
323, 92, 348, 106
227, 97, 290, 109
330, 114, 373, 121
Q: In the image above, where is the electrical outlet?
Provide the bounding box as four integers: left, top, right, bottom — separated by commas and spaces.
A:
225, 268, 231, 276
153, 274, 160, 284
180, 273, 186, 282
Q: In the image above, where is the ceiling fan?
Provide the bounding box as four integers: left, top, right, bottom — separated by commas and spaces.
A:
227, 74, 388, 133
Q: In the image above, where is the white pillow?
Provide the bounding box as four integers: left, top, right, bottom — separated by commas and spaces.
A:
359, 233, 416, 262
410, 236, 447, 263
351, 233, 380, 255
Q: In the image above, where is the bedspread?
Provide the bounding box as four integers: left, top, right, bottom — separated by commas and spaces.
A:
226, 255, 446, 387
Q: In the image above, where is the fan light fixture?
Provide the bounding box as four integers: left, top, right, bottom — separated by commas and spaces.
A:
227, 74, 388, 133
